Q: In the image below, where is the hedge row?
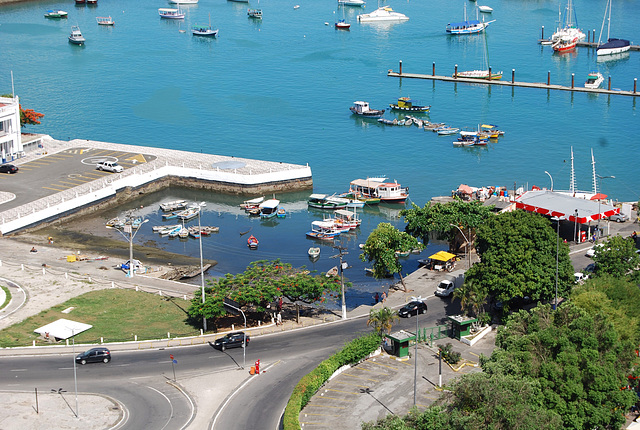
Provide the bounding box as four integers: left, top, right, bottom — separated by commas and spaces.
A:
283, 332, 382, 430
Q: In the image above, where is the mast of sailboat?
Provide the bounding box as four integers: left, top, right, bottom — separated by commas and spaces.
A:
569, 147, 576, 194
597, 0, 611, 45
591, 149, 598, 194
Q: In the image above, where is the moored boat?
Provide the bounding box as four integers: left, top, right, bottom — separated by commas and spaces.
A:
247, 235, 259, 249
160, 200, 188, 211
446, 3, 494, 34
389, 97, 430, 112
306, 220, 342, 240
308, 247, 321, 258
308, 194, 349, 210
176, 206, 200, 221
68, 26, 86, 45
357, 6, 409, 22
277, 207, 287, 218
349, 101, 385, 118
338, 0, 365, 6
584, 71, 604, 89
239, 196, 265, 210
478, 5, 493, 13
159, 8, 185, 19
248, 9, 263, 19
349, 178, 408, 204
45, 10, 68, 18
552, 35, 578, 52
335, 19, 351, 29
259, 199, 280, 219
192, 14, 218, 37
551, 0, 585, 44
437, 127, 460, 135
96, 16, 115, 25
455, 69, 502, 80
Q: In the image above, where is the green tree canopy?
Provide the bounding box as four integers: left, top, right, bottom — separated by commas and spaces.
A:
366, 307, 398, 337
592, 235, 640, 278
359, 223, 423, 291
482, 303, 637, 430
188, 260, 341, 329
400, 199, 493, 251
465, 210, 573, 310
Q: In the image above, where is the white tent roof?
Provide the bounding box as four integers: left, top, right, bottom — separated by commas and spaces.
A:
515, 190, 619, 223
34, 318, 92, 340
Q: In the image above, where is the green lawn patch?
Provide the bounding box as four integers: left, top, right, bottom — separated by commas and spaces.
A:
0, 289, 200, 348
0, 285, 12, 312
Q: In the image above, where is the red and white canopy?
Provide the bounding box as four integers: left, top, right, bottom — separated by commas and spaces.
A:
515, 190, 619, 223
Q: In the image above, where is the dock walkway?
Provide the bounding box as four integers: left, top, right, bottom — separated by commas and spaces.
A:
0, 136, 312, 235
387, 70, 639, 97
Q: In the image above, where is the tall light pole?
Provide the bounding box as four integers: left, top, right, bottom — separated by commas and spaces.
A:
550, 216, 563, 310
72, 327, 78, 417
596, 175, 615, 240
450, 224, 470, 269
195, 202, 207, 332
544, 171, 554, 191
112, 215, 148, 278
331, 246, 349, 320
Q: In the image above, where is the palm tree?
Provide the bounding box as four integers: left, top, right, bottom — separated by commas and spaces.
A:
452, 279, 487, 317
367, 307, 398, 337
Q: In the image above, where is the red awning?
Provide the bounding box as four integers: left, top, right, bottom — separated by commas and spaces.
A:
515, 190, 619, 224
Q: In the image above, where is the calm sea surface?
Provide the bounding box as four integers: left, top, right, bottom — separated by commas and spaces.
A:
1, 0, 639, 308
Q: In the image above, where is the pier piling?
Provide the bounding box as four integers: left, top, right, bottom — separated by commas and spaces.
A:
608, 76, 611, 90
634, 78, 637, 93
432, 62, 435, 77
571, 73, 574, 89
399, 60, 402, 75
454, 64, 458, 78
541, 26, 544, 40
512, 69, 515, 84
547, 71, 551, 86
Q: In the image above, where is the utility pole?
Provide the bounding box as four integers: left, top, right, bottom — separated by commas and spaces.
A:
331, 246, 349, 320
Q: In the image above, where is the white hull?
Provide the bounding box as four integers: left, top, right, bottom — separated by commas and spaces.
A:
357, 7, 409, 22
597, 45, 630, 56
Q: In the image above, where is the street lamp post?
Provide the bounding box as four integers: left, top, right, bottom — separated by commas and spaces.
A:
550, 216, 563, 310
544, 171, 554, 191
112, 215, 148, 278
331, 246, 349, 320
450, 224, 470, 269
596, 175, 615, 240
72, 328, 78, 417
195, 203, 207, 332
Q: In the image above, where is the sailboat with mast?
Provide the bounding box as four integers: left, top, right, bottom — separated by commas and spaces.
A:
446, 2, 495, 35
550, 0, 585, 43
596, 0, 630, 57
456, 26, 502, 79
335, 3, 351, 29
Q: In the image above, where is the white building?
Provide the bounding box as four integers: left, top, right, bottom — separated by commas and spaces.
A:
0, 95, 22, 163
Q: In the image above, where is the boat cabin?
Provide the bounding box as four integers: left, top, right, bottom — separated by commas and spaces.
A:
351, 101, 374, 115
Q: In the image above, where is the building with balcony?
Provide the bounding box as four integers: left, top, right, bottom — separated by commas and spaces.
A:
0, 95, 22, 163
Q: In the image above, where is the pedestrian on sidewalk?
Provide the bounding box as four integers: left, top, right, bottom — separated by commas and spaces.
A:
381, 291, 387, 303
277, 312, 282, 325
373, 292, 379, 304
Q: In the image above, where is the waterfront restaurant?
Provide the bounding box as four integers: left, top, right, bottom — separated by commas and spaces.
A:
0, 95, 23, 163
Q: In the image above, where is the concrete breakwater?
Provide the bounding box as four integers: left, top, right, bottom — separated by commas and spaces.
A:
0, 137, 313, 235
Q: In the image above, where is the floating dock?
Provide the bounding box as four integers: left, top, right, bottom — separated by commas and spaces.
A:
387, 64, 639, 97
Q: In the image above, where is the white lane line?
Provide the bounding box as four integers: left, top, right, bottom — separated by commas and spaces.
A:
10, 369, 27, 372
113, 363, 131, 367
146, 386, 174, 430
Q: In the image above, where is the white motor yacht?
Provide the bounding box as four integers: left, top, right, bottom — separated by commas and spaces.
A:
357, 6, 409, 22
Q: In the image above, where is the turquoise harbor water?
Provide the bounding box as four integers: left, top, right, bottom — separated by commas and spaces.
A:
1, 0, 639, 307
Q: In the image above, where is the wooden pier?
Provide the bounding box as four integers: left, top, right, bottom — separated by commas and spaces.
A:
387, 63, 639, 97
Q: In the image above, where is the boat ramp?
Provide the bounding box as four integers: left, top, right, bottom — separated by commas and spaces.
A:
387, 62, 639, 97
0, 137, 312, 235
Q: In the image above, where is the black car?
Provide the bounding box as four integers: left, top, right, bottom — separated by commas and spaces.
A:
0, 164, 18, 174
75, 347, 111, 365
214, 332, 250, 351
398, 300, 427, 318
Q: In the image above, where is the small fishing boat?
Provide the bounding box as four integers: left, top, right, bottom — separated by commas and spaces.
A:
584, 71, 604, 89
192, 14, 218, 37
437, 127, 461, 135
277, 207, 287, 218
169, 0, 198, 3
389, 97, 430, 112
306, 220, 342, 240
349, 178, 408, 204
162, 211, 179, 220
247, 207, 261, 217
239, 196, 265, 210
160, 200, 188, 211
168, 226, 182, 238
335, 19, 351, 29
308, 194, 349, 210
248, 9, 263, 19
259, 199, 280, 219
202, 226, 220, 234
552, 36, 578, 52
177, 207, 200, 221
87, 0, 97, 4
96, 16, 115, 25
395, 250, 410, 258
45, 10, 68, 18
325, 266, 339, 277
159, 8, 185, 19
446, 3, 494, 34
179, 226, 190, 239
229, 0, 250, 3
189, 227, 201, 239
308, 247, 321, 258
293, 5, 300, 9
349, 101, 385, 118
75, 0, 86, 4
247, 235, 259, 249
478, 5, 493, 13
68, 26, 86, 45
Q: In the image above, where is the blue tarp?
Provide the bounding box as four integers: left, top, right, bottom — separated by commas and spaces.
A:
599, 38, 630, 49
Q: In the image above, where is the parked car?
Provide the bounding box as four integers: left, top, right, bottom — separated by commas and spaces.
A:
584, 263, 596, 273
609, 213, 629, 223
96, 161, 124, 173
398, 300, 427, 318
75, 347, 111, 365
0, 164, 18, 174
214, 332, 249, 351
574, 272, 589, 283
586, 243, 605, 258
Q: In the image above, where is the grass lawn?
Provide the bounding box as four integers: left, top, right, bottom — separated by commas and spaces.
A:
0, 289, 200, 347
0, 285, 11, 312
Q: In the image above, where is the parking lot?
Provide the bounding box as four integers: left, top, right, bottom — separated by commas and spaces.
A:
0, 147, 155, 210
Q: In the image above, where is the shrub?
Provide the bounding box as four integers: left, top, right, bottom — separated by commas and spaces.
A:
437, 342, 461, 365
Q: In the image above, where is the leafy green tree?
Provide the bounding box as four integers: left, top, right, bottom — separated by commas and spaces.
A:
360, 223, 423, 291
188, 260, 341, 330
367, 307, 398, 337
592, 235, 639, 278
452, 278, 487, 318
465, 210, 573, 311
482, 303, 637, 430
400, 200, 493, 252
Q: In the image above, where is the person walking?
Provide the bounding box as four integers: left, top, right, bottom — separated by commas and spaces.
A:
374, 292, 380, 304
381, 291, 387, 303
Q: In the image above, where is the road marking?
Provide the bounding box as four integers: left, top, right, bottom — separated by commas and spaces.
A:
325, 388, 362, 395
146, 386, 173, 430
303, 404, 347, 409
81, 155, 119, 166
314, 396, 354, 402
114, 363, 131, 367
10, 369, 27, 372
334, 381, 370, 388
126, 154, 147, 164
43, 186, 69, 192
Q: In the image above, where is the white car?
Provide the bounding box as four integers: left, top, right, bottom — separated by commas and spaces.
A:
586, 243, 605, 258
96, 161, 124, 173
574, 272, 588, 283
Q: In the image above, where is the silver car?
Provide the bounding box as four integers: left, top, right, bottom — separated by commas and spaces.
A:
609, 213, 628, 223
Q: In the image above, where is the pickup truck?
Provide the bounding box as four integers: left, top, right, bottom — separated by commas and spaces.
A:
435, 270, 465, 297
96, 161, 124, 173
